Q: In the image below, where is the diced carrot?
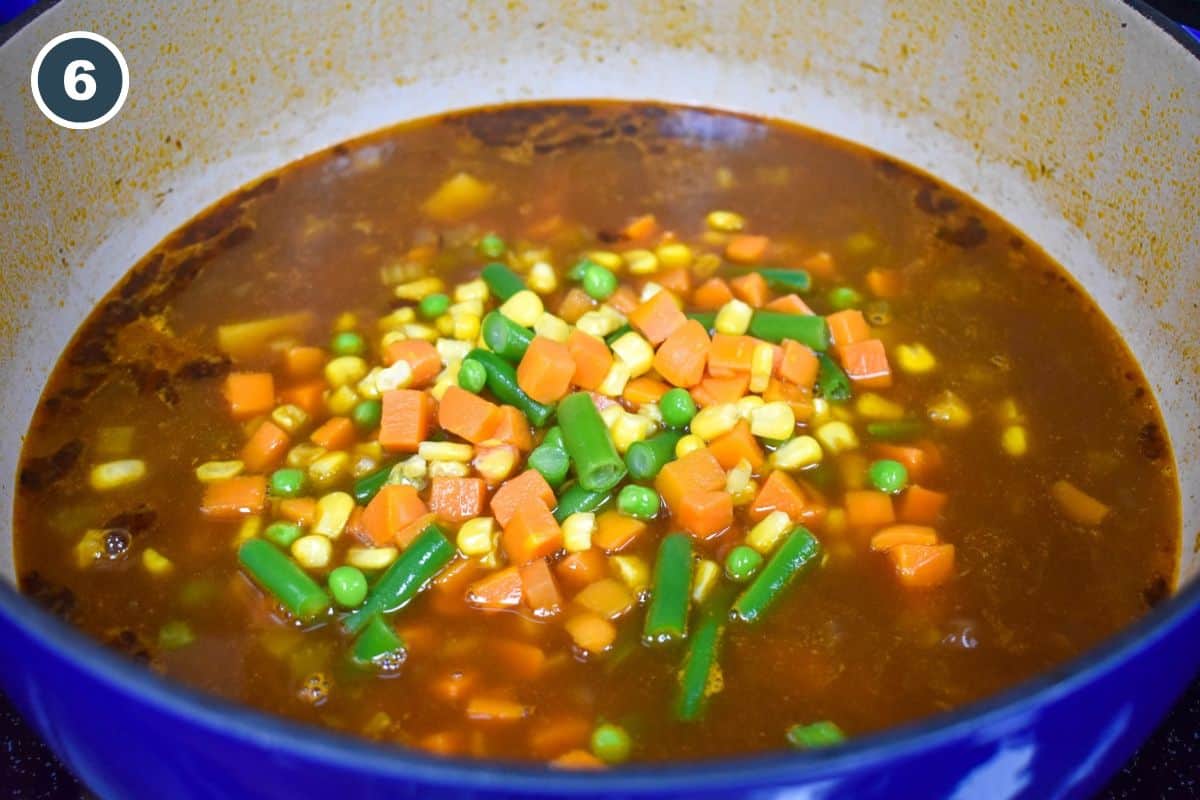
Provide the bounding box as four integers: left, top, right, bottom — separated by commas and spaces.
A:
845, 489, 896, 529
826, 310, 871, 351
655, 448, 725, 514
730, 272, 769, 308
873, 442, 942, 484
379, 389, 432, 452
707, 334, 758, 377
653, 320, 710, 388
223, 372, 275, 420
708, 419, 765, 470
428, 555, 483, 615
395, 623, 439, 657
801, 250, 837, 279
283, 346, 325, 380
575, 580, 634, 618
492, 638, 548, 680
839, 339, 892, 389
564, 611, 616, 654
467, 566, 524, 610
896, 485, 949, 524
438, 386, 501, 444
657, 268, 692, 296
530, 715, 592, 760
623, 213, 659, 241
279, 380, 326, 417
526, 213, 564, 239
866, 268, 905, 298
691, 373, 751, 408
566, 329, 613, 391
344, 506, 368, 543
778, 340, 819, 387
888, 543, 955, 588
555, 549, 609, 591
491, 469, 556, 527
557, 288, 596, 324
623, 376, 670, 406
396, 512, 437, 549
501, 502, 563, 564
692, 277, 734, 311
465, 696, 530, 722
607, 286, 641, 316
200, 476, 266, 520
1051, 480, 1110, 526
428, 477, 487, 523
763, 377, 815, 421
725, 234, 769, 263
765, 293, 815, 315
418, 730, 467, 757
362, 484, 428, 546
489, 405, 533, 451
518, 336, 577, 404
518, 558, 562, 618
748, 470, 808, 522
309, 416, 356, 451
628, 290, 686, 346
551, 748, 605, 769
870, 524, 939, 552
430, 667, 480, 704
241, 420, 289, 473
677, 489, 734, 538
593, 510, 648, 553
383, 339, 442, 387
278, 497, 316, 526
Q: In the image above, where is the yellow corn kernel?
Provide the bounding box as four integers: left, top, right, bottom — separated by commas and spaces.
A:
825, 507, 847, 536
998, 397, 1025, 424
534, 313, 570, 343
313, 492, 354, 538
454, 278, 490, 303
457, 517, 498, 557
575, 307, 625, 338
325, 356, 368, 388
89, 459, 147, 491
610, 555, 651, 594
270, 403, 310, 434
74, 530, 104, 568
402, 323, 438, 342
895, 343, 937, 374
675, 434, 706, 458
389, 456, 428, 491
142, 547, 173, 576
735, 395, 765, 419
691, 559, 721, 604
235, 515, 262, 546
611, 412, 653, 454
287, 443, 327, 469
308, 451, 351, 490
95, 425, 134, 457
747, 510, 792, 554
380, 330, 406, 351
706, 210, 745, 232
436, 338, 471, 363
326, 385, 359, 416
346, 546, 398, 571
499, 290, 544, 328
527, 261, 558, 294
291, 534, 332, 570
195, 460, 244, 483
928, 391, 972, 429
750, 401, 795, 441
596, 361, 632, 397
429, 460, 470, 478
749, 343, 774, 393
586, 250, 623, 271
810, 396, 832, 426
691, 403, 740, 441
715, 299, 753, 335
725, 459, 755, 504
354, 368, 382, 400
815, 421, 859, 454
639, 282, 664, 302
332, 312, 358, 333
474, 446, 518, 483
714, 166, 736, 189
656, 242, 693, 270
378, 307, 416, 331
856, 392, 905, 421
351, 452, 379, 479
418, 441, 474, 462
1002, 425, 1028, 457
435, 314, 456, 337
374, 362, 413, 393
610, 332, 655, 377
600, 404, 625, 429
562, 512, 596, 553
429, 375, 456, 402
393, 277, 445, 301
355, 441, 384, 464
451, 316, 482, 342
638, 403, 664, 425
770, 436, 823, 470
624, 249, 659, 276
693, 252, 722, 278
449, 299, 484, 319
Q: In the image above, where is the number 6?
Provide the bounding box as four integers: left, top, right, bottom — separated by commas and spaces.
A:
64, 59, 96, 101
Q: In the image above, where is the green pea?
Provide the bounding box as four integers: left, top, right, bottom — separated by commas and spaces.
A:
868, 459, 908, 495
590, 722, 632, 765
263, 521, 304, 548
528, 445, 570, 488
457, 358, 487, 393
786, 720, 846, 749
158, 620, 194, 650
725, 545, 763, 583
568, 257, 600, 283
828, 286, 863, 310
419, 292, 451, 319
330, 330, 366, 356
269, 468, 306, 498
617, 484, 659, 520
328, 565, 369, 609
478, 233, 507, 259
582, 264, 618, 300
352, 399, 383, 432
659, 388, 697, 428
542, 426, 565, 452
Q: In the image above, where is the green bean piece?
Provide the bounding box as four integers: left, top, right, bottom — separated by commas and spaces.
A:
478, 232, 507, 259
418, 292, 450, 319
730, 528, 822, 624
481, 311, 534, 362
263, 521, 304, 548
617, 484, 659, 520
542, 426, 566, 452
558, 392, 627, 492
480, 262, 525, 301
643, 533, 693, 646
352, 461, 397, 505
342, 524, 455, 634
866, 419, 924, 441
528, 444, 570, 488
786, 720, 846, 749
328, 565, 369, 608
457, 357, 487, 393
269, 467, 306, 498
816, 353, 853, 403
675, 584, 736, 722
604, 324, 633, 346
758, 267, 813, 293
330, 330, 366, 356
553, 483, 611, 522
465, 349, 555, 426
687, 311, 717, 331
625, 430, 684, 481
351, 614, 408, 667
237, 539, 331, 622
747, 311, 830, 350
351, 399, 382, 432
